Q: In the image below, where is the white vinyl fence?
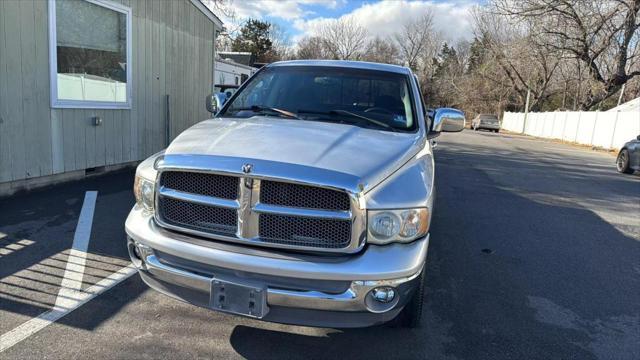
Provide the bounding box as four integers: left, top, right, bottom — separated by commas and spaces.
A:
57, 74, 127, 102
501, 110, 640, 150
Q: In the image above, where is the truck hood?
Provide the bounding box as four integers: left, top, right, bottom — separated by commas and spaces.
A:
164, 117, 425, 192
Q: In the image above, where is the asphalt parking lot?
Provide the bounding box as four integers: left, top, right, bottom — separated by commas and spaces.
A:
1, 130, 639, 359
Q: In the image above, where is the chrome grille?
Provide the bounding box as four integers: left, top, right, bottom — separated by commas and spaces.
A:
259, 214, 351, 249
160, 171, 239, 199
159, 197, 237, 235
260, 180, 350, 211
155, 169, 360, 253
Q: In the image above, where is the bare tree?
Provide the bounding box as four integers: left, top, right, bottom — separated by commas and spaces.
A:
492, 0, 640, 109
207, 0, 238, 54
362, 37, 400, 64
296, 36, 330, 60
391, 12, 443, 102
472, 6, 561, 111
393, 14, 437, 70
454, 40, 471, 75
205, 0, 236, 19
216, 32, 234, 52
267, 22, 294, 61
431, 42, 471, 108
318, 17, 368, 60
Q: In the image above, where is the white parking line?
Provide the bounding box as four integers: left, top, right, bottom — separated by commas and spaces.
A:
0, 265, 136, 352
56, 191, 97, 309
0, 191, 137, 353
0, 239, 35, 257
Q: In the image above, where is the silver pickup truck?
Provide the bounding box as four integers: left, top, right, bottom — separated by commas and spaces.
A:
125, 60, 464, 328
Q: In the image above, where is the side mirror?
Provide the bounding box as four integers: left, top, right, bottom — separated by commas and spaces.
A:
205, 93, 228, 114
636, 134, 640, 141
432, 108, 465, 133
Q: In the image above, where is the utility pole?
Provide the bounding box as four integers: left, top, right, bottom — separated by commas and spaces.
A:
617, 83, 626, 106
523, 88, 531, 134
573, 59, 581, 110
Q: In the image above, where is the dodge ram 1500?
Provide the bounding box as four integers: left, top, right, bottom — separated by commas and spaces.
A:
125, 60, 464, 328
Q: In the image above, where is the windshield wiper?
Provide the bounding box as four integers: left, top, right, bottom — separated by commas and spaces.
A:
232, 105, 299, 119
297, 109, 396, 132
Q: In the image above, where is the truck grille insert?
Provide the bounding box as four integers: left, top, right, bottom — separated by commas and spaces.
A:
258, 214, 351, 249
260, 180, 350, 211
160, 171, 239, 199
156, 170, 355, 252
158, 197, 237, 236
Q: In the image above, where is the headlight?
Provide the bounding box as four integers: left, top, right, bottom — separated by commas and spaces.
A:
368, 209, 429, 245
134, 175, 155, 211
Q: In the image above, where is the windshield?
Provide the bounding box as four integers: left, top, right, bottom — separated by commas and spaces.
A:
220, 66, 417, 132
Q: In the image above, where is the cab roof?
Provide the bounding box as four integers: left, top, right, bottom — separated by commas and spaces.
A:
268, 60, 413, 75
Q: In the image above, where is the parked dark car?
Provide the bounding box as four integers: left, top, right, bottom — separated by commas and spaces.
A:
616, 135, 640, 174
471, 114, 500, 132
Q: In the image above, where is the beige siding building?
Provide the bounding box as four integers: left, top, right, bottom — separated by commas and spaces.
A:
0, 0, 222, 194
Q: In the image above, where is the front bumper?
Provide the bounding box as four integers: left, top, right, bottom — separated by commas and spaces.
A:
125, 206, 428, 328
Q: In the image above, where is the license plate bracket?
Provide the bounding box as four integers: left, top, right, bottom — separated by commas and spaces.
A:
210, 278, 268, 319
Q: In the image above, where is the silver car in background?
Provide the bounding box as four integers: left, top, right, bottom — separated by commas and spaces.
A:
472, 114, 501, 132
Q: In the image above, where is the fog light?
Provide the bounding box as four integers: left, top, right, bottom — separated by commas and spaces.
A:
132, 245, 142, 260
128, 240, 149, 269
371, 287, 396, 303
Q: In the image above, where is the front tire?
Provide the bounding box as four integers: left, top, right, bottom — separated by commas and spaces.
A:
616, 149, 633, 174
391, 267, 425, 328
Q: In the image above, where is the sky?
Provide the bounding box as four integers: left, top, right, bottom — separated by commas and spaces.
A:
207, 0, 481, 46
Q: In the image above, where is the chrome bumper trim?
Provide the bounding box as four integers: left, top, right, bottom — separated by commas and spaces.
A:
267, 270, 422, 312
145, 254, 210, 292
140, 253, 422, 312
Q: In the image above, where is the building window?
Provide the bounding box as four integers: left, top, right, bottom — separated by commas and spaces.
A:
49, 0, 132, 109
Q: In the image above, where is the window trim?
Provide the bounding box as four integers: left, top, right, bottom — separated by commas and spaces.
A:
48, 0, 133, 109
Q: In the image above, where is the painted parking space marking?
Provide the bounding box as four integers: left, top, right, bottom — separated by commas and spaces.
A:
0, 191, 137, 353
0, 265, 136, 352
56, 191, 97, 309
0, 239, 35, 257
